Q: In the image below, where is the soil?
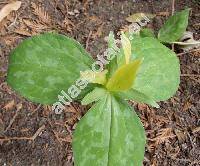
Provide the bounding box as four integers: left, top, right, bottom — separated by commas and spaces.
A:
0, 0, 199, 166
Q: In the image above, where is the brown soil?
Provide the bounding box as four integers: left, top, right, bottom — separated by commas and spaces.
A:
0, 0, 199, 166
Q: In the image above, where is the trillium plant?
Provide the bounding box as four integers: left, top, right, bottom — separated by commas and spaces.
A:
7, 9, 190, 165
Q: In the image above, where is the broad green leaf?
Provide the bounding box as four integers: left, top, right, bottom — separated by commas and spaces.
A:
121, 32, 131, 64
130, 37, 180, 102
75, 84, 96, 101
158, 9, 190, 43
81, 87, 107, 105
140, 28, 155, 38
73, 95, 146, 166
116, 89, 159, 108
106, 56, 118, 79
106, 59, 142, 91
7, 33, 94, 104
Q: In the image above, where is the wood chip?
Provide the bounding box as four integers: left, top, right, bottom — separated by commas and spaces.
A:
0, 1, 21, 23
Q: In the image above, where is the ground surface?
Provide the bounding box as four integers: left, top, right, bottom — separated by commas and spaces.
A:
0, 0, 199, 165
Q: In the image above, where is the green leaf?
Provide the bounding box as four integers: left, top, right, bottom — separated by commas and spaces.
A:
140, 28, 155, 38
106, 59, 142, 91
81, 87, 107, 105
116, 89, 159, 108
73, 95, 146, 166
7, 33, 93, 104
108, 31, 115, 48
130, 37, 180, 102
158, 9, 190, 43
106, 32, 119, 78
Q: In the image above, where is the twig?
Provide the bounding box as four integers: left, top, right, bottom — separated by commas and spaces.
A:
187, 132, 194, 149
189, 77, 200, 84
181, 74, 200, 85
86, 30, 92, 50
171, 0, 175, 15
47, 120, 62, 145
171, 0, 175, 51
4, 104, 22, 133
0, 2, 8, 5
31, 125, 45, 140
59, 136, 72, 143
181, 74, 200, 77
31, 104, 41, 115
71, 103, 79, 113
170, 156, 200, 165
189, 161, 200, 166
177, 48, 200, 56
192, 126, 200, 134
148, 134, 176, 141
0, 125, 45, 142
7, 14, 18, 29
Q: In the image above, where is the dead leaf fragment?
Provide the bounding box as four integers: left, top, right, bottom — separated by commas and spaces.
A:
0, 1, 21, 23
92, 23, 104, 38
175, 129, 187, 143
3, 100, 15, 110
14, 29, 32, 36
173, 31, 200, 51
126, 13, 155, 23
0, 118, 4, 133
31, 2, 51, 24
16, 103, 23, 110
23, 19, 48, 32
192, 126, 200, 134
156, 11, 170, 17
137, 103, 147, 111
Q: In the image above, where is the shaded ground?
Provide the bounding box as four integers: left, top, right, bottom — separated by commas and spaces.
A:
0, 0, 199, 165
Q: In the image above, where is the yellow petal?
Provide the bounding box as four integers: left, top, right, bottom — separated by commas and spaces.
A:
106, 59, 142, 91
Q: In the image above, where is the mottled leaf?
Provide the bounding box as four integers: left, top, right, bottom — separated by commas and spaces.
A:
81, 87, 107, 105
116, 89, 159, 108
73, 95, 146, 166
130, 37, 180, 102
140, 28, 155, 38
7, 33, 93, 104
158, 9, 190, 43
